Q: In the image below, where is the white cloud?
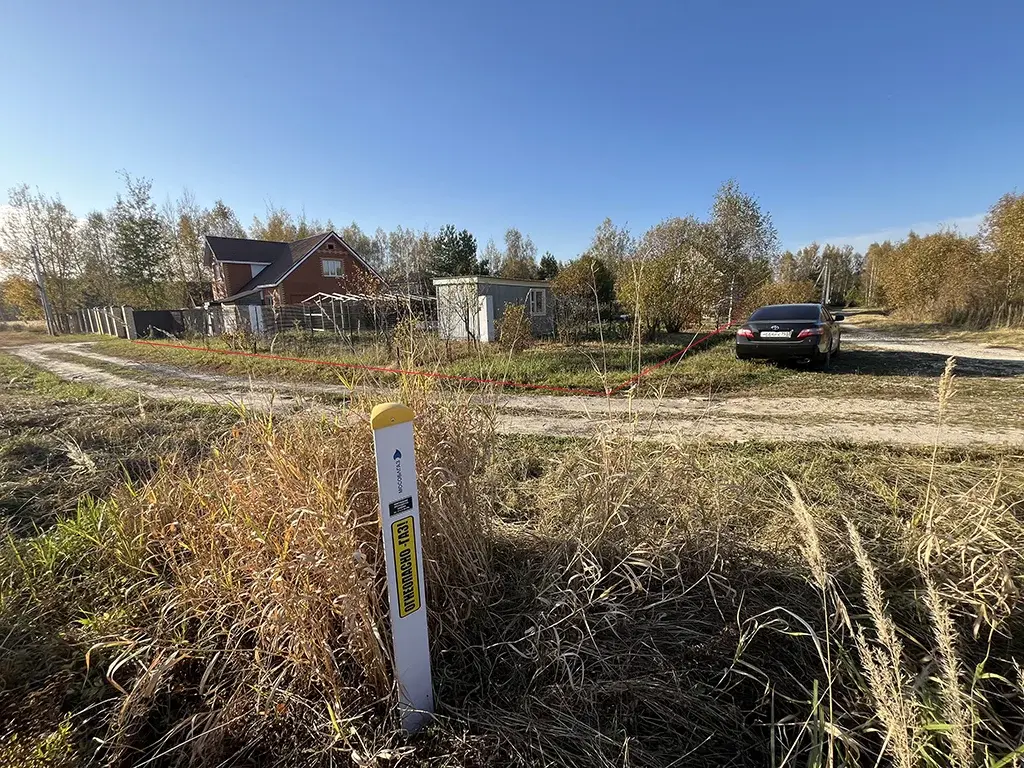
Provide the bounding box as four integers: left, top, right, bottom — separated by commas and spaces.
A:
800, 213, 986, 254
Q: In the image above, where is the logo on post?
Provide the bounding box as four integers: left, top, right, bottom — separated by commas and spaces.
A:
393, 449, 404, 493
390, 516, 421, 618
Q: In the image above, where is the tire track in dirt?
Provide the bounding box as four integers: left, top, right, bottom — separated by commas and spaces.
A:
8, 341, 1024, 447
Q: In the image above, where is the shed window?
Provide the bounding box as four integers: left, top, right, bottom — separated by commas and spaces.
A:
527, 288, 546, 316
322, 258, 343, 277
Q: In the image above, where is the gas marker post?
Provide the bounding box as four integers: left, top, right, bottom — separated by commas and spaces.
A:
370, 403, 434, 733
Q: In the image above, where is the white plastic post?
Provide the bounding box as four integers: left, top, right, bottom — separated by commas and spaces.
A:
370, 403, 434, 733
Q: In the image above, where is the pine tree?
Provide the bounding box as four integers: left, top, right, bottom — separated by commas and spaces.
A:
432, 224, 478, 275
538, 252, 559, 279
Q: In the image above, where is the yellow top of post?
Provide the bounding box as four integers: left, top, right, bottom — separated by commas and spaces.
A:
371, 402, 415, 430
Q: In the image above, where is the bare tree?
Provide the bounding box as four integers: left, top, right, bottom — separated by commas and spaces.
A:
78, 211, 119, 306
480, 238, 501, 276
163, 189, 211, 306
1, 185, 81, 331
586, 218, 634, 271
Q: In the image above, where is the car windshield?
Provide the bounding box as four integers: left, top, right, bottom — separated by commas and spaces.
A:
749, 305, 820, 321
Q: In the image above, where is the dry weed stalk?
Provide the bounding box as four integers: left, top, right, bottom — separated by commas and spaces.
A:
846, 519, 921, 768
923, 579, 973, 768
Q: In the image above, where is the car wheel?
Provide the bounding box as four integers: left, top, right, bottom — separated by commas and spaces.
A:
816, 346, 832, 370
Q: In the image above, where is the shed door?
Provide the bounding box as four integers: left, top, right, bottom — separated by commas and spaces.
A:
477, 295, 495, 343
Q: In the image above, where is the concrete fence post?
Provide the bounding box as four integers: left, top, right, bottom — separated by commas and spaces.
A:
122, 306, 137, 340
91, 308, 101, 334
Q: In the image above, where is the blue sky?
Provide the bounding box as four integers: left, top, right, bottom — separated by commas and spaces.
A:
1, 0, 1021, 258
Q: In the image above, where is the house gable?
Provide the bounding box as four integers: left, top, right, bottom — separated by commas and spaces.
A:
273, 233, 382, 304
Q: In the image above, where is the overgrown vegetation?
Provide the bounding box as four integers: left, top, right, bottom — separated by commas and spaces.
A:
0, 353, 235, 534
864, 192, 1024, 327
3, 357, 1024, 766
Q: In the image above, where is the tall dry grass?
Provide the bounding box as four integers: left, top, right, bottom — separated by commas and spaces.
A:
3, 373, 1024, 766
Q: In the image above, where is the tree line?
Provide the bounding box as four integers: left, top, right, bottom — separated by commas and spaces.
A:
0, 172, 563, 326
0, 175, 852, 338
860, 192, 1024, 326
3, 170, 1021, 335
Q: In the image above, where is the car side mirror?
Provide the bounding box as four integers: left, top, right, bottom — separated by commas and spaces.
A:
834, 314, 845, 321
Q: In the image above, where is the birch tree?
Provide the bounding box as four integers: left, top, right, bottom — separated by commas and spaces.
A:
1, 185, 81, 327
78, 211, 119, 306
709, 180, 779, 318
499, 227, 538, 279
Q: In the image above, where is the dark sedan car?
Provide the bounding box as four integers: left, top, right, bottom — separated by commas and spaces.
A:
735, 303, 844, 366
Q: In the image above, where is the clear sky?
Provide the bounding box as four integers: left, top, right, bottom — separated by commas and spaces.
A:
1, 0, 1022, 258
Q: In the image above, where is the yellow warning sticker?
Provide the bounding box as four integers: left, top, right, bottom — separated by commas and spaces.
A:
390, 516, 421, 618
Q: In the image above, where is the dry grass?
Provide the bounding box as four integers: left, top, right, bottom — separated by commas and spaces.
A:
3, 371, 1024, 766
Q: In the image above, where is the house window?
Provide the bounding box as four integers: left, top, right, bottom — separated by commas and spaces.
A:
527, 288, 546, 316
322, 258, 343, 277
327, 243, 336, 250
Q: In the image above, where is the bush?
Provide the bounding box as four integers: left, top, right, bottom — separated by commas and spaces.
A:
870, 208, 1024, 327
498, 302, 532, 351
740, 280, 817, 315
551, 255, 615, 343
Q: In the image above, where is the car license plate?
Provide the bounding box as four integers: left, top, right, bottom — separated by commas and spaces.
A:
760, 331, 792, 338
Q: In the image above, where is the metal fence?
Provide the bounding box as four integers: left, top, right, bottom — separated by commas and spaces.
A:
64, 296, 438, 344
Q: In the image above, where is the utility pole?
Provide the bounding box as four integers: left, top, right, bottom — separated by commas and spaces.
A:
727, 274, 736, 324
31, 244, 58, 335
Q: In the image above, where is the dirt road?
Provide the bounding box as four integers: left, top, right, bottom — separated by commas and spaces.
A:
841, 322, 1024, 364
8, 336, 1024, 447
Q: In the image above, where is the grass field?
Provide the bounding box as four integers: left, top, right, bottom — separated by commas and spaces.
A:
81, 332, 1024, 424
3, 350, 1024, 766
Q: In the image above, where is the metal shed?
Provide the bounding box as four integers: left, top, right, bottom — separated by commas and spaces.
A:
432, 276, 553, 342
